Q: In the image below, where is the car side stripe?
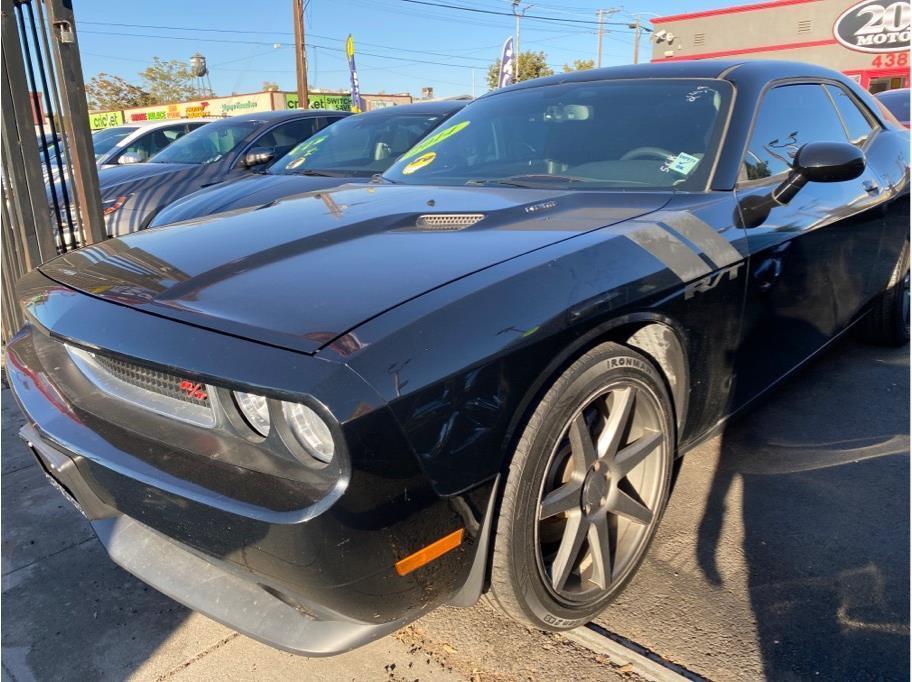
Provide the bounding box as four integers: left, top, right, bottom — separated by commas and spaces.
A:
653, 211, 743, 270
625, 223, 712, 282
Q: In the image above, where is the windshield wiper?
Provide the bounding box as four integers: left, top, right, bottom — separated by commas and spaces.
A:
464, 178, 531, 188
466, 174, 588, 188
284, 168, 351, 177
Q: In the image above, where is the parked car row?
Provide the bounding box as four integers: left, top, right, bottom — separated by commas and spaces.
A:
14, 61, 909, 658
48, 101, 468, 238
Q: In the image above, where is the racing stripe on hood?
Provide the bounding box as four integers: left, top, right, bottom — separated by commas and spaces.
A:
625, 222, 712, 282
652, 211, 742, 269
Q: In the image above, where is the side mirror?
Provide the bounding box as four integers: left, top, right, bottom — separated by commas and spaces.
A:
243, 147, 275, 168
736, 142, 866, 229
118, 152, 145, 165
772, 141, 866, 204
793, 141, 866, 183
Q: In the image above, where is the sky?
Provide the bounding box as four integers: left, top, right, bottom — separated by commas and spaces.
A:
73, 0, 747, 100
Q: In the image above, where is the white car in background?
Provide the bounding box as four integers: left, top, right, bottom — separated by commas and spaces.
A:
93, 119, 217, 167
45, 119, 217, 183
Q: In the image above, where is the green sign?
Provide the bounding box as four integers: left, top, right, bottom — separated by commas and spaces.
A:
285, 93, 353, 111
89, 110, 124, 130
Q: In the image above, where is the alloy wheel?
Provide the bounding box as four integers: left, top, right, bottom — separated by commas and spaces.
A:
535, 381, 668, 604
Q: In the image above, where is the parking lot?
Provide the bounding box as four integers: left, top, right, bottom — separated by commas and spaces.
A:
2, 335, 908, 681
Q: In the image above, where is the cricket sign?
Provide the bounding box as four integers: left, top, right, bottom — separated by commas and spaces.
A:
834, 0, 911, 52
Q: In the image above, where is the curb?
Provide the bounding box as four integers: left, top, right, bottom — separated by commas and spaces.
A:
563, 625, 701, 682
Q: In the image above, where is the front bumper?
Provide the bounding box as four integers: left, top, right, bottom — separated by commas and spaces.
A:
7, 271, 493, 655
20, 422, 417, 655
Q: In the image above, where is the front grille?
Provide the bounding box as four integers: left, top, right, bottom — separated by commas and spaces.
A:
66, 346, 216, 427
94, 354, 211, 407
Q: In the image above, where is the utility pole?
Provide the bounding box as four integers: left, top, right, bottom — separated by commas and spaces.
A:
596, 9, 604, 68
512, 0, 521, 80
293, 0, 309, 108
631, 15, 642, 64
512, 1, 534, 81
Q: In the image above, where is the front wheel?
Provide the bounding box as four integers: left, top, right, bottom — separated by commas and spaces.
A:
489, 342, 675, 630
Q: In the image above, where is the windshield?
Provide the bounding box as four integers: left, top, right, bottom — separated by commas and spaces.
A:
878, 90, 910, 121
149, 118, 256, 164
92, 127, 137, 158
269, 112, 447, 176
384, 79, 732, 190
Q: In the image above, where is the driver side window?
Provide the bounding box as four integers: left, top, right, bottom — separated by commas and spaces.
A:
741, 84, 848, 182
117, 126, 186, 163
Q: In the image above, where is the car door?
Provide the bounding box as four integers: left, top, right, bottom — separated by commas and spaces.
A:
732, 81, 888, 404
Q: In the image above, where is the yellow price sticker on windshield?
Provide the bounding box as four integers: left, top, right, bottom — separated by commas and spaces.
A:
400, 121, 469, 161
402, 151, 436, 175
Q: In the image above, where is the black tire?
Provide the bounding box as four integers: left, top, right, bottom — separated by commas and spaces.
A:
489, 342, 675, 631
859, 242, 909, 347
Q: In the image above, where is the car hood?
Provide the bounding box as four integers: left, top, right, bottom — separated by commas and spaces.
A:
150, 173, 364, 226
39, 184, 669, 354
98, 163, 207, 197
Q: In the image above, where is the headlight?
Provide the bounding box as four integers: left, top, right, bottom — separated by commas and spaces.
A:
282, 402, 334, 463
233, 391, 270, 437
102, 194, 130, 216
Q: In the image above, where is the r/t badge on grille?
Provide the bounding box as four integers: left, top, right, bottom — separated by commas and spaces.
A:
179, 381, 208, 401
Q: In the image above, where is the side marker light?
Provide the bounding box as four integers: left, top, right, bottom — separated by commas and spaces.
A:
394, 528, 465, 576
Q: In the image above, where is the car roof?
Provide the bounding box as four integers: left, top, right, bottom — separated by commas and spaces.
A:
480, 59, 854, 98
121, 118, 219, 130
227, 109, 350, 124
358, 99, 469, 118
875, 88, 910, 98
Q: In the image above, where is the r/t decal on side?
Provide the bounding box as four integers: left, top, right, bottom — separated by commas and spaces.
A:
685, 263, 743, 299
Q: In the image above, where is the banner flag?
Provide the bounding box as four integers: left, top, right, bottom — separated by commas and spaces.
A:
345, 35, 365, 113
498, 37, 514, 88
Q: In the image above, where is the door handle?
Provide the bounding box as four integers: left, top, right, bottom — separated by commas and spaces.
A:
863, 180, 880, 194
754, 256, 783, 292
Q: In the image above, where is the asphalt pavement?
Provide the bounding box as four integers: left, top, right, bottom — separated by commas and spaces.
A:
2, 336, 908, 681
595, 337, 910, 680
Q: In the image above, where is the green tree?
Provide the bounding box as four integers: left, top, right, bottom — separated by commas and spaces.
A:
486, 50, 554, 90
85, 73, 154, 110
262, 81, 280, 92
139, 57, 211, 104
562, 59, 595, 73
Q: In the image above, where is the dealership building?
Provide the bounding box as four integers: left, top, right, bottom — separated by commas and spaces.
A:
651, 0, 910, 93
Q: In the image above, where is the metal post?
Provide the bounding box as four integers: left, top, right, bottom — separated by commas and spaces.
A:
45, 0, 106, 245
2, 177, 25, 339
632, 16, 642, 64
597, 9, 604, 68
0, 0, 56, 265
293, 0, 309, 109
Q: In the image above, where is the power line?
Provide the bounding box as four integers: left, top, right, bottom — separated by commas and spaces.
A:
78, 21, 501, 65
393, 0, 636, 27
78, 29, 496, 71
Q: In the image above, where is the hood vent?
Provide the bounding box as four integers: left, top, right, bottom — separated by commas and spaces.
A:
416, 213, 484, 230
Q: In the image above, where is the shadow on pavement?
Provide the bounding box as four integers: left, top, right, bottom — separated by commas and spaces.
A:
1, 389, 198, 681
699, 338, 910, 679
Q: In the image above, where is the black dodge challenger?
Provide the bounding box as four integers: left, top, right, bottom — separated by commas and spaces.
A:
8, 60, 909, 655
